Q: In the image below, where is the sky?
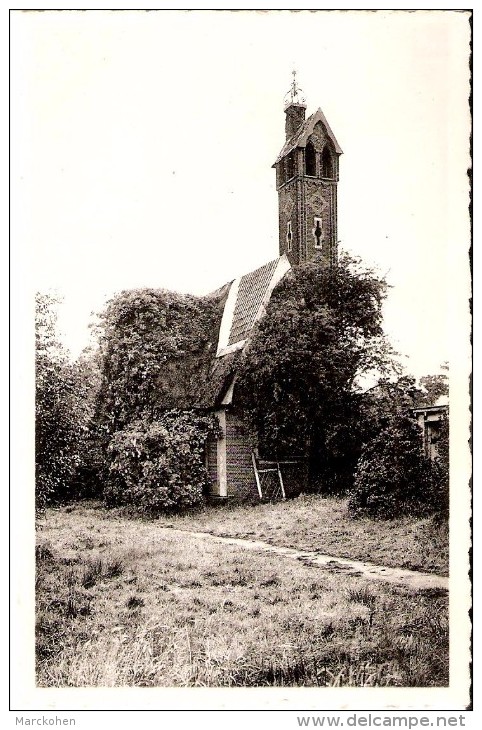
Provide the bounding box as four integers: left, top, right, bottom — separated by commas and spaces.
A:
11, 9, 471, 378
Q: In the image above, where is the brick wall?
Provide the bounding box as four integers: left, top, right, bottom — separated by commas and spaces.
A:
225, 411, 258, 500
277, 135, 338, 267
205, 433, 218, 495
304, 177, 335, 267
278, 180, 298, 263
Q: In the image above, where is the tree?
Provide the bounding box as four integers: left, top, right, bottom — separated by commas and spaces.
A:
69, 346, 104, 498
235, 255, 399, 488
36, 294, 75, 507
418, 364, 449, 406
35, 293, 94, 508
359, 375, 424, 439
348, 374, 449, 520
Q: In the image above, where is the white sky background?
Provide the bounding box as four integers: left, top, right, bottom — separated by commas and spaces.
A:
11, 9, 471, 378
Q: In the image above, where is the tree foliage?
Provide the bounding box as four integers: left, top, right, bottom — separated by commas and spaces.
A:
93, 287, 226, 511
94, 288, 225, 436
235, 256, 398, 485
69, 347, 104, 498
418, 364, 449, 407
360, 376, 424, 438
348, 374, 449, 520
35, 293, 92, 508
348, 413, 445, 519
103, 410, 219, 512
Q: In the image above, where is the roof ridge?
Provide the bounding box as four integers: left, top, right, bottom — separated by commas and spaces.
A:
273, 107, 342, 166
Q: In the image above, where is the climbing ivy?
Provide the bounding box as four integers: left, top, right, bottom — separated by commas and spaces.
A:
93, 287, 227, 511
104, 410, 220, 512
95, 287, 226, 434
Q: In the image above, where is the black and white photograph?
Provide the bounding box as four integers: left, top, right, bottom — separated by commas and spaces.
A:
10, 7, 472, 716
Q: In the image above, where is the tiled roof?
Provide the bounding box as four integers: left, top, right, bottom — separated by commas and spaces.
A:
215, 255, 291, 358
273, 107, 343, 166
228, 258, 280, 346
150, 257, 291, 409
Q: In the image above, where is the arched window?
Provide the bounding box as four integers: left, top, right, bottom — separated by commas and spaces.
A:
286, 151, 295, 180
305, 142, 316, 176
321, 146, 333, 178
277, 162, 285, 185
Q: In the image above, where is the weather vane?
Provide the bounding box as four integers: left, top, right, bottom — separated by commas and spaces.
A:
284, 69, 306, 109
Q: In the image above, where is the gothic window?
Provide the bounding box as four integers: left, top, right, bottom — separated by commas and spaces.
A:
286, 151, 295, 180
321, 145, 333, 178
313, 217, 323, 249
278, 161, 285, 185
305, 142, 316, 176
286, 220, 292, 252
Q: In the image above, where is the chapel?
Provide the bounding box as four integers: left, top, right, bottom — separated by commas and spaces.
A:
205, 74, 343, 501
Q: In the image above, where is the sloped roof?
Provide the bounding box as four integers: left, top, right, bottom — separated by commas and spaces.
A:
216, 255, 291, 358
148, 258, 292, 410
273, 107, 343, 166
203, 349, 241, 407
229, 258, 280, 345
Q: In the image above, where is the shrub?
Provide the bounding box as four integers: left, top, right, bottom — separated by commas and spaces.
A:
104, 410, 219, 512
349, 415, 447, 519
36, 294, 102, 508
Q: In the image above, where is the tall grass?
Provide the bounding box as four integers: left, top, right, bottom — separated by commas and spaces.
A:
154, 494, 449, 576
36, 506, 449, 688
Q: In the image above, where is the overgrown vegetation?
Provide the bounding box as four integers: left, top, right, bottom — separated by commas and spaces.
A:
104, 410, 219, 512
94, 287, 225, 432
349, 414, 448, 520
235, 256, 397, 485
36, 505, 448, 687
88, 287, 228, 512
36, 259, 449, 518
348, 377, 449, 519
35, 293, 99, 509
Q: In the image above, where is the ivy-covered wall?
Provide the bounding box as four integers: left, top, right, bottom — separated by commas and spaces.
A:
95, 285, 231, 432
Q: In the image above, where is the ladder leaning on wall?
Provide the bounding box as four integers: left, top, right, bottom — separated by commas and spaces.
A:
251, 453, 285, 501
252, 452, 305, 501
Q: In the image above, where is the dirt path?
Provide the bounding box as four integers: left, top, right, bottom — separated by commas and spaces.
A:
163, 527, 448, 591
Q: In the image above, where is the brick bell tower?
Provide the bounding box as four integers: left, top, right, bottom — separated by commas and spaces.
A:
273, 72, 342, 266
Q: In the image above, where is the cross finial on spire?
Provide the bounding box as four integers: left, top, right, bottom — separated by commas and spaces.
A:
284, 70, 306, 109
290, 69, 298, 101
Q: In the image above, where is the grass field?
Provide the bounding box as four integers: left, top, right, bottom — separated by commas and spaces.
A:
157, 494, 449, 576
36, 501, 449, 687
